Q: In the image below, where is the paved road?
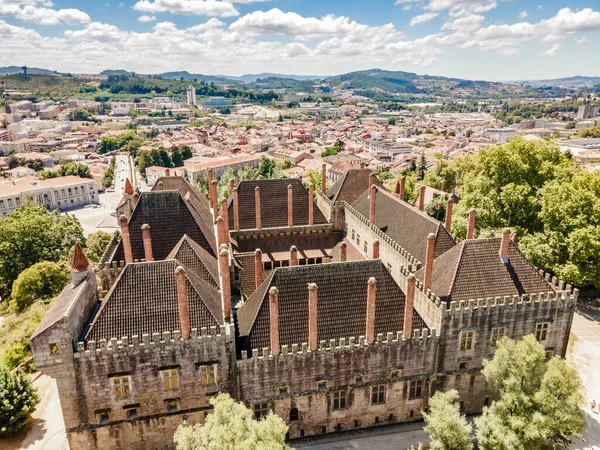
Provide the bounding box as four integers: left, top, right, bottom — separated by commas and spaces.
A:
63, 154, 131, 236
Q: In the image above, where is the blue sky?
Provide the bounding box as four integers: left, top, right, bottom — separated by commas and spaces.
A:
1, 0, 599, 80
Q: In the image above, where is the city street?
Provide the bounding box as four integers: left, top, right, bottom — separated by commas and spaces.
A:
64, 154, 132, 236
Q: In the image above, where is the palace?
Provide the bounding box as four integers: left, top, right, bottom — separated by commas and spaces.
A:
31, 166, 576, 449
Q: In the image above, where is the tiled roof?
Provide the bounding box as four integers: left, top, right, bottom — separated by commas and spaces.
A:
166, 235, 219, 288
237, 260, 426, 352
85, 260, 223, 342
111, 191, 216, 263
227, 179, 328, 230
326, 168, 382, 205
71, 243, 92, 273
414, 239, 554, 305
151, 176, 215, 245
234, 231, 344, 261
352, 188, 456, 264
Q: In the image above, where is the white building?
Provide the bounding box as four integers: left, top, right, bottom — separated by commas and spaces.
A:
0, 175, 98, 216
483, 128, 517, 144
186, 85, 197, 107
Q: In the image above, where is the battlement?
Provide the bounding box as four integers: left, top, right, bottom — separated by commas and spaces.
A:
97, 232, 120, 267
230, 223, 334, 240
344, 202, 421, 268
240, 328, 437, 363
74, 325, 232, 360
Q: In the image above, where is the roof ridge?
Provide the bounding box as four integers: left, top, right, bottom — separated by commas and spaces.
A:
377, 188, 444, 226
446, 240, 468, 299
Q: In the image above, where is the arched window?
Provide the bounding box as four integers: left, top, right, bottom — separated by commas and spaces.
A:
289, 407, 299, 422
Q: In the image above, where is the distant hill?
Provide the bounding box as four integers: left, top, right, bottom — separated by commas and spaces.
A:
225, 73, 322, 83
100, 69, 132, 76
326, 69, 422, 94
515, 76, 600, 88
0, 66, 56, 75
158, 71, 236, 84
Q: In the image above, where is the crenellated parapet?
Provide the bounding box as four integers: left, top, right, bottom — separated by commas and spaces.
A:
75, 325, 233, 361
240, 329, 437, 363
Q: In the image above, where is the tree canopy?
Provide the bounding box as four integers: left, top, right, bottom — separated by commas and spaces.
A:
38, 162, 92, 180
424, 389, 473, 450
173, 393, 290, 450
475, 335, 585, 450
0, 365, 39, 437
10, 261, 68, 313
0, 203, 83, 299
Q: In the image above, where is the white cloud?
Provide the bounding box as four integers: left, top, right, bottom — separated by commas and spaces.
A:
396, 0, 496, 14
133, 0, 240, 17
442, 13, 484, 32
499, 48, 519, 56
0, 1, 90, 25
519, 10, 528, 19
543, 43, 560, 56
576, 36, 589, 44
138, 15, 156, 22
403, 5, 412, 10
410, 12, 439, 26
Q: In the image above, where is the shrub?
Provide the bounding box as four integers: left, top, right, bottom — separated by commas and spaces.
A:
10, 262, 68, 313
0, 365, 39, 437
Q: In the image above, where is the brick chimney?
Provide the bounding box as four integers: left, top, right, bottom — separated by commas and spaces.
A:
418, 185, 426, 211
372, 239, 380, 259
308, 283, 318, 351
467, 208, 476, 239
165, 168, 170, 177
290, 245, 298, 266
369, 185, 377, 225
445, 197, 454, 231
229, 178, 235, 193
360, 162, 365, 169
216, 216, 226, 247
254, 249, 263, 288
339, 242, 347, 262
233, 187, 240, 231
404, 274, 415, 339
221, 198, 229, 240
423, 233, 435, 292
365, 277, 377, 344
255, 186, 261, 229
70, 242, 92, 287
321, 163, 327, 193
207, 168, 214, 196
369, 173, 376, 189
399, 175, 406, 201
511, 233, 518, 245
210, 180, 218, 220
220, 246, 231, 318
141, 223, 153, 262
119, 214, 133, 264
287, 184, 293, 227
269, 287, 280, 355
308, 184, 314, 226
175, 266, 191, 340
499, 227, 511, 263
156, 181, 164, 191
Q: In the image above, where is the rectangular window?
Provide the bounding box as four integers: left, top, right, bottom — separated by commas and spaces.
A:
68, 188, 73, 197
54, 191, 59, 199
364, 242, 368, 253
317, 381, 328, 392
74, 187, 79, 195
536, 322, 549, 342
254, 403, 268, 419
356, 234, 360, 246
371, 385, 386, 405
15, 197, 20, 206
199, 364, 216, 385
460, 330, 474, 350
61, 189, 65, 198
162, 369, 179, 391
409, 379, 423, 400
279, 386, 288, 396
333, 390, 347, 410
112, 377, 130, 399
0, 200, 4, 209
166, 399, 178, 413
491, 326, 505, 346
7, 199, 12, 208
351, 229, 355, 240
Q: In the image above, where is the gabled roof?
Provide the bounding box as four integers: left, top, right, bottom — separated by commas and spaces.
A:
85, 260, 223, 342
227, 178, 328, 230
237, 260, 426, 351
414, 239, 554, 305
166, 235, 219, 288
352, 188, 456, 264
326, 168, 382, 205
111, 190, 216, 263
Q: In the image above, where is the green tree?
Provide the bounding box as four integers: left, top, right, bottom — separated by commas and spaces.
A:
0, 365, 39, 437
180, 145, 193, 160
424, 154, 457, 193
72, 108, 91, 121
278, 159, 293, 170
257, 156, 279, 179
158, 147, 171, 168
417, 152, 427, 181
278, 113, 283, 122
424, 389, 473, 450
173, 393, 290, 450
388, 116, 397, 126
577, 126, 600, 138
171, 148, 184, 167
85, 231, 114, 263
0, 203, 83, 299
474, 336, 585, 450
137, 151, 153, 176
10, 261, 68, 313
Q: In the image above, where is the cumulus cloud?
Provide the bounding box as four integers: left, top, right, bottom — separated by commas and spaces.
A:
576, 36, 589, 44
543, 43, 560, 56
410, 12, 438, 26
519, 10, 528, 19
138, 15, 156, 22
396, 0, 496, 14
442, 13, 484, 32
133, 0, 240, 17
0, 0, 90, 25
